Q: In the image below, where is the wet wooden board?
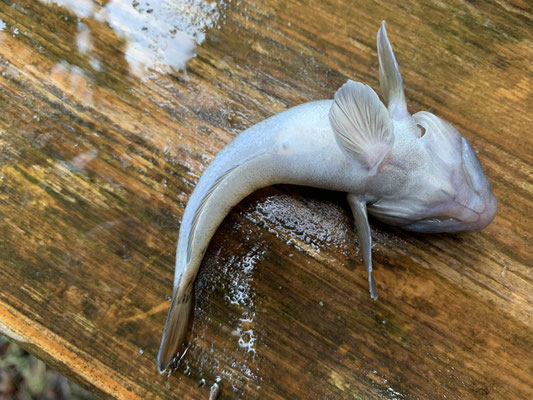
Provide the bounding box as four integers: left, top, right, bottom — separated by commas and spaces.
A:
0, 0, 532, 399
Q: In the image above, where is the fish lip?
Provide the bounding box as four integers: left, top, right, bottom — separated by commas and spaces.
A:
402, 217, 464, 233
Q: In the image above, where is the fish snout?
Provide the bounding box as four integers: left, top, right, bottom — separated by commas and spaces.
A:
456, 136, 497, 230
472, 189, 497, 230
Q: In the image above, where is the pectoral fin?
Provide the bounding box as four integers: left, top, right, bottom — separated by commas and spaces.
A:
347, 194, 378, 300
329, 80, 393, 171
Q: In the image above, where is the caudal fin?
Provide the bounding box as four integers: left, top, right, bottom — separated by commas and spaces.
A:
157, 289, 193, 373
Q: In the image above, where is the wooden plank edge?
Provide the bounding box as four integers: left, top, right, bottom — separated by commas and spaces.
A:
0, 299, 144, 400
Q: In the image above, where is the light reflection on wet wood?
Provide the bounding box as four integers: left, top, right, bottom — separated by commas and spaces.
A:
0, 0, 532, 399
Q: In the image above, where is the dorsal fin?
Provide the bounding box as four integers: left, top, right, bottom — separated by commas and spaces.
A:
329, 80, 394, 170
377, 21, 408, 120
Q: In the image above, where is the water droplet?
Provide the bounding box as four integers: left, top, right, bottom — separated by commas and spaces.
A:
501, 265, 508, 277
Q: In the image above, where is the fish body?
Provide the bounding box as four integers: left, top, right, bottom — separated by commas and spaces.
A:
157, 22, 497, 372
176, 99, 364, 287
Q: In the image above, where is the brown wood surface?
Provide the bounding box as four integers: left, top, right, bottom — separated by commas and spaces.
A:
0, 0, 532, 399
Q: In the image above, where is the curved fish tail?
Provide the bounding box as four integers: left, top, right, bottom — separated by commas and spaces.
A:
157, 288, 193, 373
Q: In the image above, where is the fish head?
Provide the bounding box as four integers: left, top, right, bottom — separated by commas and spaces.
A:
368, 111, 497, 233
364, 21, 496, 233
404, 112, 497, 232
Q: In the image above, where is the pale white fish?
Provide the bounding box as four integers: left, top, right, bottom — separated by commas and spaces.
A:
157, 21, 497, 372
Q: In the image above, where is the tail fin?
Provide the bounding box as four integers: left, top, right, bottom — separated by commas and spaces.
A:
157, 289, 193, 373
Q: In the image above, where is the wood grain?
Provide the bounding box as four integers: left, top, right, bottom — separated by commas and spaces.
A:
0, 0, 531, 399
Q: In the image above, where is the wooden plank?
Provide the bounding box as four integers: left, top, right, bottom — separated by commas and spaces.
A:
0, 0, 531, 398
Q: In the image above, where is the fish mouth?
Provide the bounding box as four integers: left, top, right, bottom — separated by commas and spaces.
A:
402, 216, 464, 232
368, 185, 497, 233
403, 194, 497, 233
